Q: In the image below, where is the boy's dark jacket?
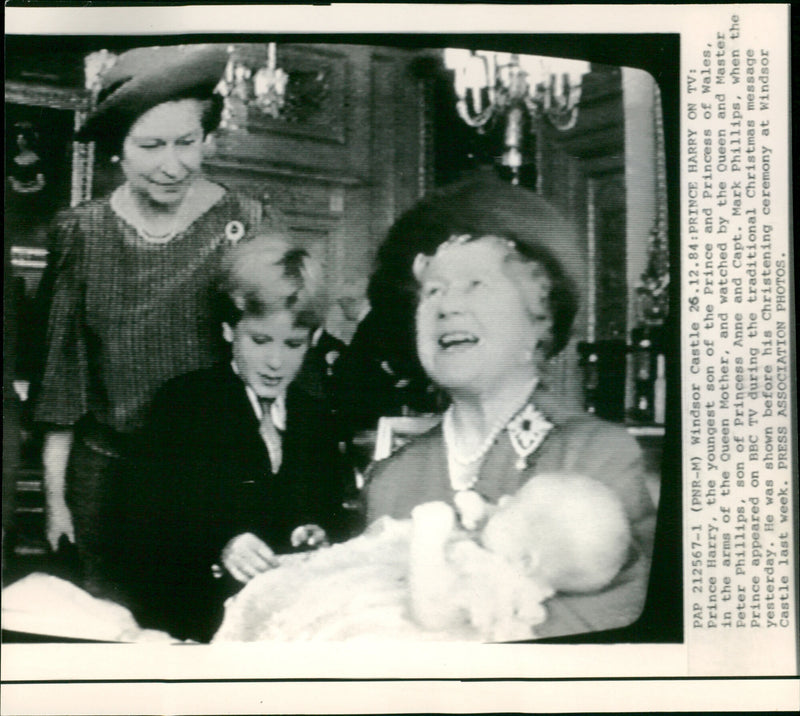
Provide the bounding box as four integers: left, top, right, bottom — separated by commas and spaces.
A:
106, 361, 350, 641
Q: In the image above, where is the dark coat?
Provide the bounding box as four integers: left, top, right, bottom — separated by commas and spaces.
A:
107, 362, 351, 641
294, 329, 347, 421
332, 309, 444, 435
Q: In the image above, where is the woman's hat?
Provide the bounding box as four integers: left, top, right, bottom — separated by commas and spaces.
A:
373, 170, 586, 302
76, 43, 229, 144
370, 170, 586, 357
429, 172, 586, 293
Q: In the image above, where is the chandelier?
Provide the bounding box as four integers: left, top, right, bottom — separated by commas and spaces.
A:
216, 43, 288, 130
444, 49, 590, 182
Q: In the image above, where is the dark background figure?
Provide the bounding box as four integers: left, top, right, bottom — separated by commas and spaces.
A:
297, 325, 348, 418
8, 122, 46, 195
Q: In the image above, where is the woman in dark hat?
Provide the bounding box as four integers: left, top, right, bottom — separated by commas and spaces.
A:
364, 175, 657, 639
33, 44, 271, 596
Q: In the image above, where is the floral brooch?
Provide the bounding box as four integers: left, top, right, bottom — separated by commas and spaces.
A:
225, 220, 245, 244
507, 403, 553, 470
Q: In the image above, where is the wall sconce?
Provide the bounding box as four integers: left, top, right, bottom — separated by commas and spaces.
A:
216, 43, 289, 130
444, 49, 589, 183
84, 49, 118, 95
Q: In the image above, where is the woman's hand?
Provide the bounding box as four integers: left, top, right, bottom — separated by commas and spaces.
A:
42, 430, 75, 551
45, 493, 75, 551
221, 532, 279, 584
290, 524, 329, 549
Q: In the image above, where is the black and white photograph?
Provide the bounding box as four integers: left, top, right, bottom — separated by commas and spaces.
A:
1, 4, 795, 715
2, 31, 675, 644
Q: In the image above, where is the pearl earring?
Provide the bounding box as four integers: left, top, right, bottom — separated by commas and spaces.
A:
110, 155, 120, 164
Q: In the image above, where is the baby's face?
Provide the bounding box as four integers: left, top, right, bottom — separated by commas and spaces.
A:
481, 495, 541, 572
480, 473, 632, 593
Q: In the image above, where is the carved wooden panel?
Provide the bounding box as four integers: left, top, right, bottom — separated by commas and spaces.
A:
536, 66, 627, 342
204, 159, 343, 284
5, 81, 91, 113
593, 174, 628, 339
224, 43, 348, 144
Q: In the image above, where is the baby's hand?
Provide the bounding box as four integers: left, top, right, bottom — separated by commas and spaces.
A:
453, 489, 491, 531
290, 524, 329, 549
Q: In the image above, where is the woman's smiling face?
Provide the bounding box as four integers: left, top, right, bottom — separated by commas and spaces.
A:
415, 238, 553, 397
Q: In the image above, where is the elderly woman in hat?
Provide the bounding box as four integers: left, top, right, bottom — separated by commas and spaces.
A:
33, 44, 268, 594
365, 175, 657, 639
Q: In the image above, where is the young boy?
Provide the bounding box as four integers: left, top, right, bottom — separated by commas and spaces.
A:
108, 234, 351, 642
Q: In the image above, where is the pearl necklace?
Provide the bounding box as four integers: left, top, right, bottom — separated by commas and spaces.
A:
137, 226, 179, 244
112, 183, 193, 244
443, 379, 539, 492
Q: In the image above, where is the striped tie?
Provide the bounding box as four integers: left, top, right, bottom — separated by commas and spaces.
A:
259, 402, 283, 474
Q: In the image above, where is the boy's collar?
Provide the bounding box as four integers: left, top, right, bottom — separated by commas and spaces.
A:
232, 360, 288, 431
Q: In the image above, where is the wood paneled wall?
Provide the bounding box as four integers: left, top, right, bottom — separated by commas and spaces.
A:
7, 41, 649, 348
205, 43, 428, 323
537, 65, 628, 343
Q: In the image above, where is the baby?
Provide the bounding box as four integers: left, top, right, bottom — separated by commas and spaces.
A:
409, 474, 633, 641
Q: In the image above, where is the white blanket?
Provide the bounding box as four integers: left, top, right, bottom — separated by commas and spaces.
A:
213, 514, 555, 643
2, 573, 175, 643
214, 517, 486, 643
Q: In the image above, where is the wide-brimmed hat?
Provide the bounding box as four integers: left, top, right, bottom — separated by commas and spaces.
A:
440, 172, 586, 293
76, 43, 229, 144
374, 171, 586, 296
